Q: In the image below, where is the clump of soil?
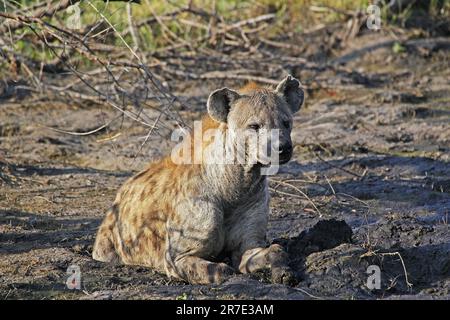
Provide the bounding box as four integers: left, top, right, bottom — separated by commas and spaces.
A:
282, 218, 450, 299
285, 219, 353, 255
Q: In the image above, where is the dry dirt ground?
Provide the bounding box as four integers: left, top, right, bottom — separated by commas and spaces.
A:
1, 30, 449, 300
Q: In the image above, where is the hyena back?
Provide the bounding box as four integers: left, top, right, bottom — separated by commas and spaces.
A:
93, 75, 304, 284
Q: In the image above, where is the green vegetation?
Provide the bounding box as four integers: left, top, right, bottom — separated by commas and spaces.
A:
6, 0, 449, 52
1, 0, 448, 73
392, 42, 406, 54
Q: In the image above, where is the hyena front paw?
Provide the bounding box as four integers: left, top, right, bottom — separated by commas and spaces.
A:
271, 265, 297, 285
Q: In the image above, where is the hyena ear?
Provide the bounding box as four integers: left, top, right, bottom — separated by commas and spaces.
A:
207, 87, 241, 123
276, 75, 304, 113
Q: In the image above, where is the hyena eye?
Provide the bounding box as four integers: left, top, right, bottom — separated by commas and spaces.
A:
248, 123, 261, 131
282, 120, 290, 128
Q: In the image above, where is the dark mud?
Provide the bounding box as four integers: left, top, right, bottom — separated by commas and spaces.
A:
1, 30, 449, 299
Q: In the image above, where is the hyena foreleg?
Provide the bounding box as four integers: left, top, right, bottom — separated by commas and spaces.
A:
165, 199, 236, 284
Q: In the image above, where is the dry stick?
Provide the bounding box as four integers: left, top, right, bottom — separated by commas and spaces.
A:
309, 5, 355, 18
31, 28, 154, 128
85, 1, 140, 67
1, 11, 126, 92
15, 8, 169, 131
147, 3, 191, 49
2, 0, 15, 50
12, 0, 49, 15
220, 13, 275, 33
270, 179, 322, 217
269, 188, 321, 217
96, 132, 122, 143
124, 8, 180, 32
240, 23, 270, 35
130, 11, 185, 128
173, 47, 284, 83
324, 174, 336, 196
259, 37, 304, 51
158, 65, 279, 85
126, 2, 140, 52
336, 192, 370, 208
119, 2, 217, 37
178, 18, 209, 31
282, 178, 329, 192
160, 45, 309, 85
132, 110, 166, 163
335, 190, 373, 248
98, 0, 187, 128
150, 12, 275, 54
381, 252, 413, 289
361, 250, 413, 289
45, 67, 112, 91
74, 7, 152, 128
322, 171, 375, 248
124, 2, 156, 125
313, 151, 362, 178
324, 175, 369, 208
293, 287, 323, 300
0, 0, 81, 34
19, 57, 42, 90
38, 115, 122, 136
88, 0, 188, 157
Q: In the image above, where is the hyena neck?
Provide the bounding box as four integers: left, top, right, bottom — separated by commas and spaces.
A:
203, 163, 266, 205
201, 129, 267, 203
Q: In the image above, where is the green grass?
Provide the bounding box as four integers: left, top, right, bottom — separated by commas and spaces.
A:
4, 1, 374, 45
2, 0, 449, 71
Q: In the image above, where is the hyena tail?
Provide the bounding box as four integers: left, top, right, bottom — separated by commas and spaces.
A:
92, 208, 120, 263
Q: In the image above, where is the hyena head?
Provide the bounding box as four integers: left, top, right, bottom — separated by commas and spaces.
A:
207, 75, 304, 166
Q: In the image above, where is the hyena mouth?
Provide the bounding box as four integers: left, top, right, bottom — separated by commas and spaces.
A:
278, 153, 292, 164
256, 152, 291, 166
278, 144, 293, 164
278, 148, 293, 164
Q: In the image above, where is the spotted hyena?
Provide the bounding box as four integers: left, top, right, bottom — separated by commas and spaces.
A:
92, 75, 304, 284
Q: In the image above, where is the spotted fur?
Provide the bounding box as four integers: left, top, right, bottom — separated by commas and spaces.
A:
93, 76, 304, 284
